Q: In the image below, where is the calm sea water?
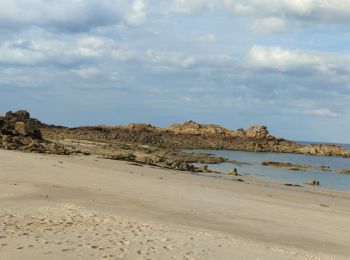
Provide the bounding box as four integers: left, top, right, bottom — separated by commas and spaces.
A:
186, 142, 350, 192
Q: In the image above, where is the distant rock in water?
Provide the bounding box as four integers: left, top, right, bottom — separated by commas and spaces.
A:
0, 110, 68, 155
262, 161, 331, 172
336, 169, 350, 174
305, 179, 320, 186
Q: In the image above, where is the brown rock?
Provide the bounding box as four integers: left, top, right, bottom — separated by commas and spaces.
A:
14, 122, 29, 136
336, 169, 350, 174
5, 110, 30, 121
0, 110, 68, 155
246, 125, 269, 139
229, 168, 238, 176
305, 179, 320, 186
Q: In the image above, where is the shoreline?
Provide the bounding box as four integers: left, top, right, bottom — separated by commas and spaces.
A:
1, 149, 350, 259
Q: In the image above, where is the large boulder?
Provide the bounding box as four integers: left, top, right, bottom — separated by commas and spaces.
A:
1, 110, 41, 139
0, 110, 68, 155
246, 125, 269, 139
5, 110, 30, 121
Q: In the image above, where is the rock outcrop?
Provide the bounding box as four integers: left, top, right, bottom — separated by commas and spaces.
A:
305, 179, 320, 186
262, 161, 331, 172
245, 125, 269, 139
336, 169, 350, 174
0, 110, 68, 155
36, 119, 350, 158
297, 144, 350, 157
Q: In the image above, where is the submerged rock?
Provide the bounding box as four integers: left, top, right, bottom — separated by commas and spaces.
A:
262, 161, 331, 172
336, 169, 350, 174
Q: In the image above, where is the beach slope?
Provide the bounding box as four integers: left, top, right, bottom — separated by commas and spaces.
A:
0, 150, 350, 259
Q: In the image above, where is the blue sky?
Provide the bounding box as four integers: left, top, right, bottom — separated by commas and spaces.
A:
1, 0, 350, 143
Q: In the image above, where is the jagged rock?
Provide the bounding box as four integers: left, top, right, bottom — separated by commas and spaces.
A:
5, 110, 30, 121
246, 125, 269, 139
136, 155, 156, 165
298, 144, 350, 157
14, 121, 39, 136
105, 152, 136, 161
0, 110, 68, 155
198, 165, 208, 172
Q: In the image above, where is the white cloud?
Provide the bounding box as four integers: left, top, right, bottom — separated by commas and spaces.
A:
197, 33, 217, 43
76, 36, 111, 57
72, 67, 102, 79
0, 39, 45, 65
124, 0, 146, 26
170, 0, 218, 14
0, 0, 145, 32
306, 108, 338, 117
145, 49, 197, 68
0, 35, 137, 66
168, 0, 350, 32
111, 48, 136, 61
251, 17, 287, 35
246, 45, 349, 75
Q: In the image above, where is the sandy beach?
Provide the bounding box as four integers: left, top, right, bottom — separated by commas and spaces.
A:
1, 149, 350, 259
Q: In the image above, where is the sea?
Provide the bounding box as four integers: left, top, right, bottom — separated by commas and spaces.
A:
185, 142, 350, 192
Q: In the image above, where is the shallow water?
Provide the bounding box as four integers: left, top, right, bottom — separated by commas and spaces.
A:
186, 144, 350, 192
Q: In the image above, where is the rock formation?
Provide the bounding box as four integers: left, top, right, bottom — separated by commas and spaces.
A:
305, 179, 320, 186
1, 111, 347, 158
262, 161, 331, 172
297, 144, 350, 157
40, 120, 350, 157
0, 110, 68, 155
336, 169, 350, 174
245, 125, 269, 139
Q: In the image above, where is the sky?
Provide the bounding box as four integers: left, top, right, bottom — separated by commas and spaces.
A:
1, 0, 350, 143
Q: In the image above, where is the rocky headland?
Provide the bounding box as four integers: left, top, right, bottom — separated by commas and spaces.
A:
41, 119, 350, 158
1, 110, 350, 174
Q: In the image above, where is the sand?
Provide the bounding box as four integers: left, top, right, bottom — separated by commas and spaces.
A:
0, 150, 350, 259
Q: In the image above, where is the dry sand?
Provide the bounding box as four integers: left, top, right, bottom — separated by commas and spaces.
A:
0, 149, 350, 259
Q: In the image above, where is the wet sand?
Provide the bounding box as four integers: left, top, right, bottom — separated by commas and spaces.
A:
0, 149, 350, 259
